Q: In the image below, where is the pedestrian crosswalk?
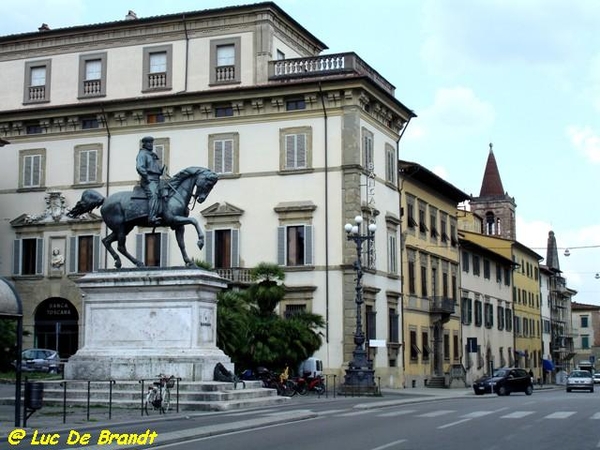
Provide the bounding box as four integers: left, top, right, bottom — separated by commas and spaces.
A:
312, 407, 600, 422
222, 405, 600, 423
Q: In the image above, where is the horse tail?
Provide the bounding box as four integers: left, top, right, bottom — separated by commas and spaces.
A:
67, 189, 105, 218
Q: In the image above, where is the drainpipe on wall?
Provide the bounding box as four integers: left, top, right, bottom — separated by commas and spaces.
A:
318, 83, 330, 350
182, 14, 189, 93
396, 116, 412, 386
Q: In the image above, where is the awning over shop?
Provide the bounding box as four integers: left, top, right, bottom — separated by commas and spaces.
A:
542, 359, 555, 371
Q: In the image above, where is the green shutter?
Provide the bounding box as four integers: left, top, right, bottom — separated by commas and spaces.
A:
12, 239, 20, 275
69, 236, 77, 273
35, 238, 44, 275
160, 233, 168, 267
231, 229, 239, 267
277, 226, 286, 266
304, 225, 313, 265
136, 233, 143, 262
93, 235, 100, 271
205, 230, 214, 266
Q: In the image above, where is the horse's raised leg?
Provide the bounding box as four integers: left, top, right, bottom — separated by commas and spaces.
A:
102, 232, 122, 269
175, 225, 195, 267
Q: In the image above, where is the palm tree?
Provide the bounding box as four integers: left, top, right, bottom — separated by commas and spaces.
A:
215, 262, 324, 374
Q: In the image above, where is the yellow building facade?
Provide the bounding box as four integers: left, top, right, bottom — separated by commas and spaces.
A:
399, 161, 470, 388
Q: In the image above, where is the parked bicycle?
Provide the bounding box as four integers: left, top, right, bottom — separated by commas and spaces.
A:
145, 374, 175, 414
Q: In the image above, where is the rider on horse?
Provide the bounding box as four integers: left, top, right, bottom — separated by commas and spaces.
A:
136, 136, 164, 226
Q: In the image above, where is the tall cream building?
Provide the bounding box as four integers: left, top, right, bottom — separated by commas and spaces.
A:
0, 3, 414, 386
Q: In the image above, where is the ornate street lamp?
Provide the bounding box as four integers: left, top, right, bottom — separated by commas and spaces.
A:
342, 215, 377, 393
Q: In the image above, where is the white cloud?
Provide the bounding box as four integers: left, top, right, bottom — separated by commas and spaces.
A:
566, 125, 600, 163
409, 87, 495, 141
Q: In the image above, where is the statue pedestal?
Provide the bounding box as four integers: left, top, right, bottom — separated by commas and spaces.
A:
64, 268, 231, 381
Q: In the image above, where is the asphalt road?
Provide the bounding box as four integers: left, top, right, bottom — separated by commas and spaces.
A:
142, 389, 600, 450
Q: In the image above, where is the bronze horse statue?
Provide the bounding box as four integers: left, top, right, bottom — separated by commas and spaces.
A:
68, 166, 218, 268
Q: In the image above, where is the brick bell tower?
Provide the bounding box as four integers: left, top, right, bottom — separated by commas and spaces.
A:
470, 143, 517, 240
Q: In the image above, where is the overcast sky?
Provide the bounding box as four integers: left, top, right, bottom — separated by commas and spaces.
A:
2, 0, 599, 303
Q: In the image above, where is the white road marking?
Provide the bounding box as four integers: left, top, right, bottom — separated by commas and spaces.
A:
591, 412, 600, 420
417, 410, 455, 417
369, 439, 407, 450
378, 410, 417, 417
438, 418, 471, 429
461, 410, 497, 418
501, 411, 535, 419
544, 411, 576, 419
339, 409, 378, 417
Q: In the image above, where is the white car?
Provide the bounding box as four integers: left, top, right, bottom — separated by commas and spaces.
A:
593, 372, 600, 384
566, 370, 594, 393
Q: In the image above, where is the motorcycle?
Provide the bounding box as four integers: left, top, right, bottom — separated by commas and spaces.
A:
294, 372, 325, 395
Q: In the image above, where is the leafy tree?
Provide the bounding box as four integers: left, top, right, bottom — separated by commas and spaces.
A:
216, 262, 324, 374
0, 320, 17, 371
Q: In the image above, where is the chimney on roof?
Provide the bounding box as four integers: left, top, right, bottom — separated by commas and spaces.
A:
125, 10, 138, 20
38, 23, 50, 31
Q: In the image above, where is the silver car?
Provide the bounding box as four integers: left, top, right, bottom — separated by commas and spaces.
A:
18, 348, 61, 373
566, 370, 594, 393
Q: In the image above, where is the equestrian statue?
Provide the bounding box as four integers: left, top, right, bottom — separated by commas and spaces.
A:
68, 136, 219, 269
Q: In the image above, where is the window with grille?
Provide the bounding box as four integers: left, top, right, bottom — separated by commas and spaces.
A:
284, 304, 306, 319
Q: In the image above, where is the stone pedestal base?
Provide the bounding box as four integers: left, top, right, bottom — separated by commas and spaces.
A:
65, 268, 231, 381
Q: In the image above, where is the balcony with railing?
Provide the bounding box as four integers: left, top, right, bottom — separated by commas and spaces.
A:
269, 52, 395, 96
430, 296, 455, 315
215, 267, 252, 285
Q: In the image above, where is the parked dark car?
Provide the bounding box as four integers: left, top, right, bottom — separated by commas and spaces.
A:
14, 348, 61, 373
472, 368, 533, 396
566, 370, 594, 393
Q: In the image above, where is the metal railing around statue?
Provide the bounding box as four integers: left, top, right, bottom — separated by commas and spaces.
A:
56, 379, 116, 425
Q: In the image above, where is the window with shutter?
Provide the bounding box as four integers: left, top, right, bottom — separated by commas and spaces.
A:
277, 225, 314, 266
279, 127, 312, 171
13, 238, 43, 275
78, 149, 97, 183
285, 134, 307, 169
214, 139, 234, 174
23, 154, 41, 187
